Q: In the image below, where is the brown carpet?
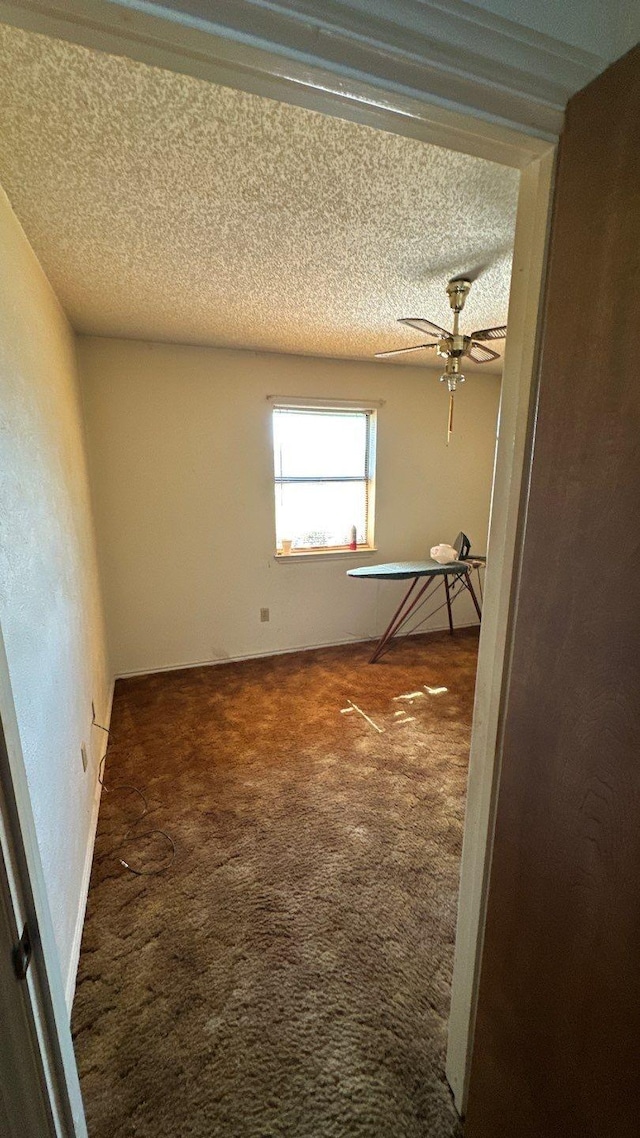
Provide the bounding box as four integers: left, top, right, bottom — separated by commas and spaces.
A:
72, 630, 477, 1137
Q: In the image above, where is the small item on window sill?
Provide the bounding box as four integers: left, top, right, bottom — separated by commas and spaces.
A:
349, 525, 357, 551
281, 539, 292, 554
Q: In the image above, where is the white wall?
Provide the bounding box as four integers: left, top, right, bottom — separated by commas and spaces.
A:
0, 187, 110, 992
79, 337, 500, 677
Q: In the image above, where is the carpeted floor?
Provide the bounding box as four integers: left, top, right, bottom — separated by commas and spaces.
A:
72, 630, 478, 1137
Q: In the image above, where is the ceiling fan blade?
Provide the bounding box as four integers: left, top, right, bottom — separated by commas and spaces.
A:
467, 341, 501, 363
375, 342, 438, 358
469, 325, 507, 341
399, 317, 450, 338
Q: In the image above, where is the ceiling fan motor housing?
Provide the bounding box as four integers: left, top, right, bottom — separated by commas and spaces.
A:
437, 334, 467, 359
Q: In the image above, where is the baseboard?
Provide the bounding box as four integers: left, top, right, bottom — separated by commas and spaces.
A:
65, 675, 115, 1014
115, 620, 481, 679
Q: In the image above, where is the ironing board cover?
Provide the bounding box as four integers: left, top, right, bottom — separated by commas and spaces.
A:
347, 559, 469, 580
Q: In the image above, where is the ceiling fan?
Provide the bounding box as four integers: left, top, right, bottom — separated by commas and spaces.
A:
376, 277, 507, 442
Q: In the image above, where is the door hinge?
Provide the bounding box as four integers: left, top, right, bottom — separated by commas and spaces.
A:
12, 922, 32, 980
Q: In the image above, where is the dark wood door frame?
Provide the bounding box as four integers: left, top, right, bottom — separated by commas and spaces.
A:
465, 45, 640, 1138
0, 632, 88, 1136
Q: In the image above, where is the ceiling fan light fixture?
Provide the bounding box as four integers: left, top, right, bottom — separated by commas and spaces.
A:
440, 356, 464, 391
440, 372, 465, 392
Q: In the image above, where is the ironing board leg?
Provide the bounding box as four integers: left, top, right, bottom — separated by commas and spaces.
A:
444, 573, 454, 635
462, 569, 483, 621
369, 575, 438, 663
371, 576, 418, 663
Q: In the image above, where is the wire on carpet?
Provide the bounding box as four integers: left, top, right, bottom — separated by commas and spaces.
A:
92, 719, 175, 876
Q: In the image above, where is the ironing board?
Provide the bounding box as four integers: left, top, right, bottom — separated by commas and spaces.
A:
347, 557, 484, 663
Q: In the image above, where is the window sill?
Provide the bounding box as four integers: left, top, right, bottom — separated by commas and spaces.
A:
273, 547, 378, 563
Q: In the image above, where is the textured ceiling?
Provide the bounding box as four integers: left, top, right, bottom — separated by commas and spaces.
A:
0, 22, 519, 368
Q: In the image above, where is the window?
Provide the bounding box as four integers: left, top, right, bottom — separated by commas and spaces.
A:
272, 404, 376, 554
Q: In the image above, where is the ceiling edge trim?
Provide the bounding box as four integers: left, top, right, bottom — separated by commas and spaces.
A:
156, 0, 604, 100
0, 0, 560, 165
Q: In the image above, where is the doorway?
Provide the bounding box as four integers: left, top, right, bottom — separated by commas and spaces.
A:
0, 10, 555, 1134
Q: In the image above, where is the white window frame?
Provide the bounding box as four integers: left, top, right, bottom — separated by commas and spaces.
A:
270, 397, 378, 557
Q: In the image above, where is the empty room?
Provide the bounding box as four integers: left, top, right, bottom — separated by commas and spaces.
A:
0, 21, 519, 1130
7, 1, 635, 1135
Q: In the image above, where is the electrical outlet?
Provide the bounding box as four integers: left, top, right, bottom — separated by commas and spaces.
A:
81, 742, 88, 773
260, 607, 270, 622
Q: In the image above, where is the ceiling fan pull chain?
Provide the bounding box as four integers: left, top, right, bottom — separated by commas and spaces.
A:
447, 390, 454, 445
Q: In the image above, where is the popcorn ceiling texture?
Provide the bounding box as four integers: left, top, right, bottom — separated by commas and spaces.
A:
0, 23, 519, 365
